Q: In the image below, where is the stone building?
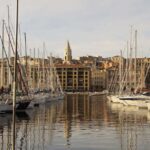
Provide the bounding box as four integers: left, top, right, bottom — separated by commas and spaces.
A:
63, 41, 72, 64
0, 40, 150, 93
56, 64, 90, 92
106, 57, 150, 92
56, 41, 91, 92
91, 67, 107, 91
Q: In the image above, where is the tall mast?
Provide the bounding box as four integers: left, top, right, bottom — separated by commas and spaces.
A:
1, 20, 5, 88
119, 50, 122, 95
134, 30, 137, 89
7, 5, 11, 87
12, 0, 19, 149
43, 43, 45, 89
49, 53, 53, 91
129, 26, 133, 91
38, 48, 40, 89
29, 48, 32, 89
33, 48, 36, 89
24, 32, 28, 87
48, 54, 51, 89
126, 41, 129, 89
19, 24, 22, 56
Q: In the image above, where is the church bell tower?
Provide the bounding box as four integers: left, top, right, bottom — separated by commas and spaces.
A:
64, 41, 72, 64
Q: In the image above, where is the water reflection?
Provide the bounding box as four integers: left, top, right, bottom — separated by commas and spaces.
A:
62, 94, 108, 147
107, 101, 150, 150
0, 95, 150, 150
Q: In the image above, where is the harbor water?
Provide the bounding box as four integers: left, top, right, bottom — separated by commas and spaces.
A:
0, 94, 150, 150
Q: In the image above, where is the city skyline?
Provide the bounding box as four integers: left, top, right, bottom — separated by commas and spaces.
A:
0, 0, 150, 58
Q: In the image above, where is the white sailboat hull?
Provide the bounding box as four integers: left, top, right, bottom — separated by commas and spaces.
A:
28, 93, 49, 108
0, 103, 20, 113
124, 100, 147, 108
107, 95, 131, 106
0, 103, 12, 113
28, 93, 64, 108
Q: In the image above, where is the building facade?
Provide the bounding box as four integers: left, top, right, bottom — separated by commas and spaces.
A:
56, 64, 90, 92
0, 40, 150, 93
91, 67, 107, 91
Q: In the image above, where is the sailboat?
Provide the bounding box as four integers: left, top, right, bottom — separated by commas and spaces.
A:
108, 29, 150, 109
28, 53, 64, 108
0, 5, 32, 113
48, 53, 64, 101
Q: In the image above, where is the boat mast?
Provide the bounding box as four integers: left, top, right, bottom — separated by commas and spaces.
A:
38, 48, 40, 89
43, 43, 45, 89
126, 41, 129, 93
0, 34, 13, 77
24, 32, 29, 89
129, 26, 133, 93
1, 20, 5, 88
29, 48, 31, 90
33, 48, 36, 89
50, 53, 54, 92
134, 30, 137, 89
119, 50, 122, 95
19, 24, 22, 56
48, 54, 53, 90
7, 5, 11, 88
12, 0, 19, 149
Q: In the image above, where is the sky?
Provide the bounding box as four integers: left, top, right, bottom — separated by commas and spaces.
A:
0, 0, 150, 58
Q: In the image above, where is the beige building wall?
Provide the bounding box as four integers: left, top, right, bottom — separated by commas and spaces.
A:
56, 64, 90, 92
91, 68, 107, 91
